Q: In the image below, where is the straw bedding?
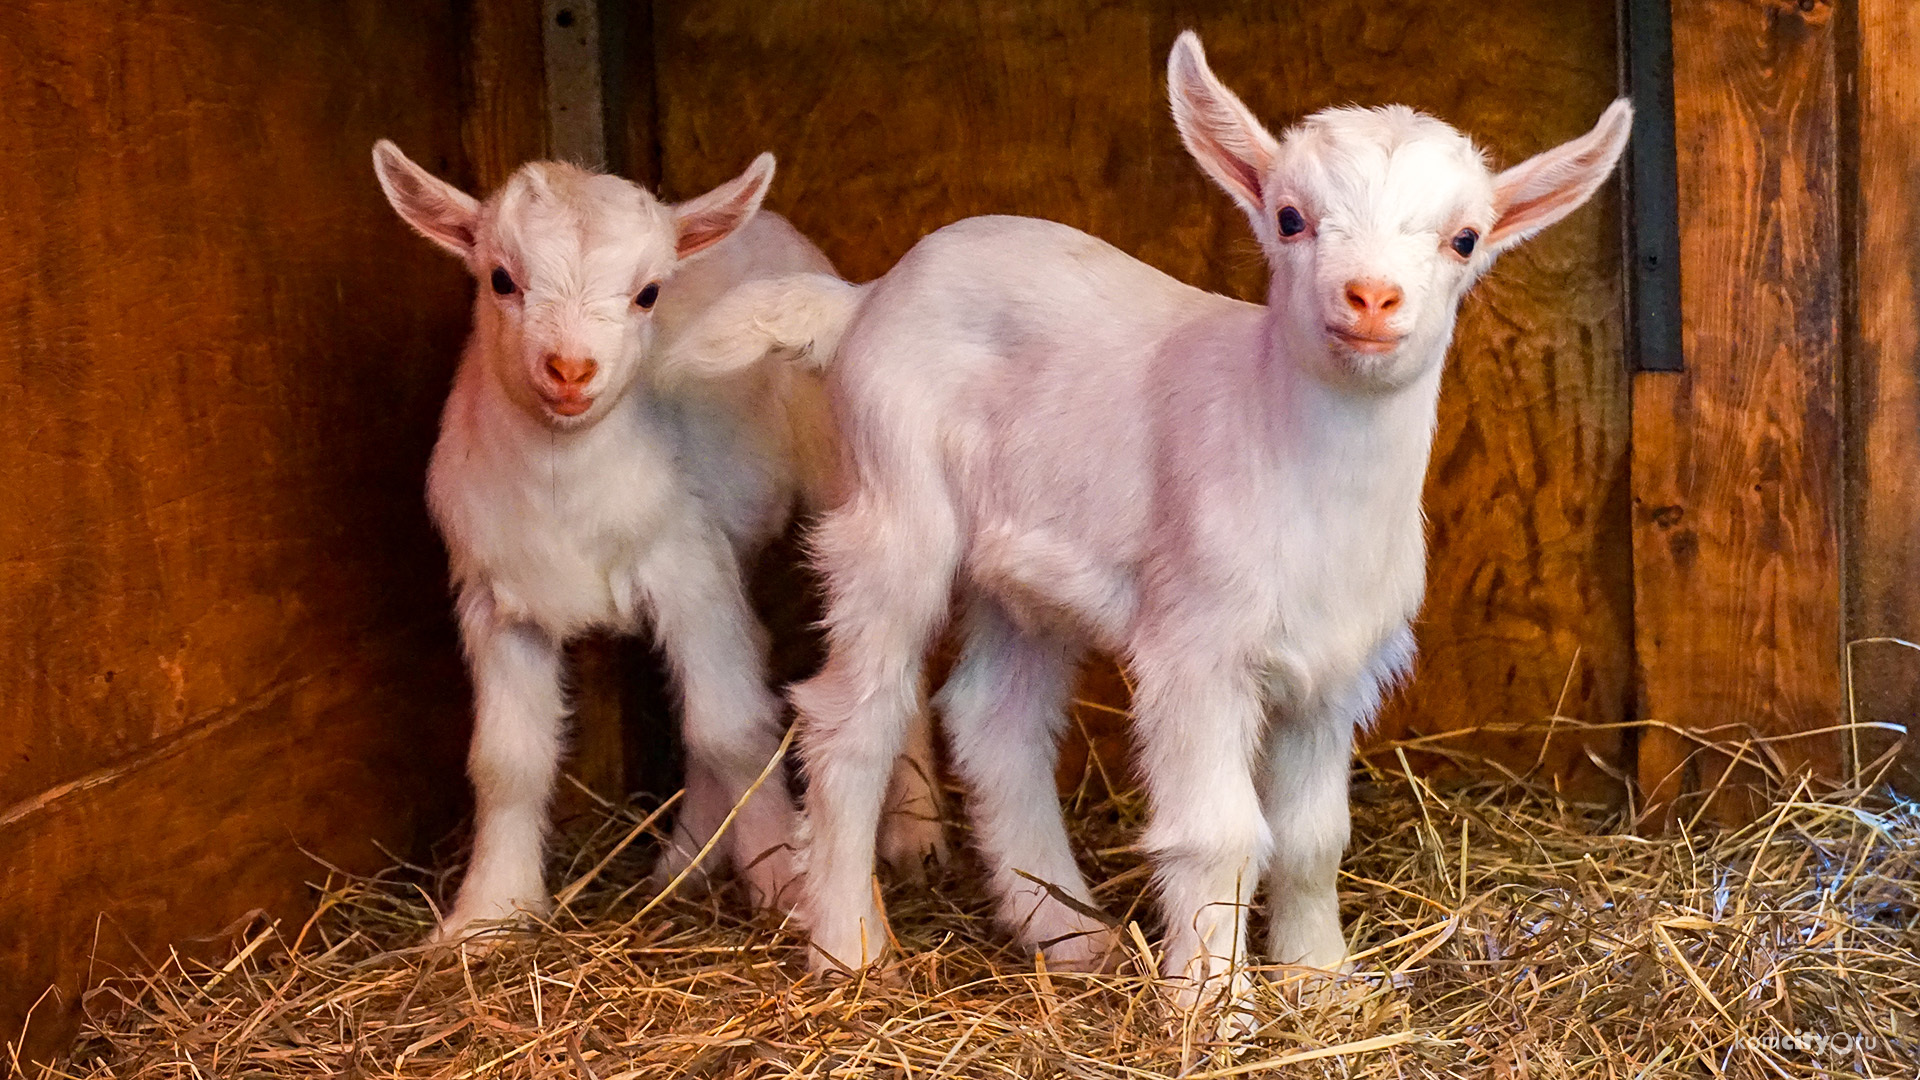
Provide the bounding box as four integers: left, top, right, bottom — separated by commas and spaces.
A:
35, 729, 1920, 1080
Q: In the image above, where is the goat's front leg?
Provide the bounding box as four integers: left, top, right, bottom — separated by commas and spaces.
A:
638, 523, 800, 914
434, 589, 569, 944
1263, 635, 1405, 973
1130, 648, 1271, 1016
1261, 697, 1358, 974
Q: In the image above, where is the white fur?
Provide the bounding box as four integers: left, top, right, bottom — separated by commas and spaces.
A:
371, 144, 946, 943
706, 34, 1630, 1009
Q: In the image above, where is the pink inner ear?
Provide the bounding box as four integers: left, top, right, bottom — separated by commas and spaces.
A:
1199, 130, 1265, 205
676, 212, 736, 258
1171, 62, 1273, 211
1490, 184, 1585, 245
394, 169, 475, 248
1489, 126, 1625, 246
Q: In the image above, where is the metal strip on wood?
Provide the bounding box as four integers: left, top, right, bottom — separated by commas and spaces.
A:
544, 0, 607, 168
1621, 0, 1685, 373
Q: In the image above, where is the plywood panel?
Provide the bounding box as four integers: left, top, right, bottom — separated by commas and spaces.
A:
0, 0, 512, 1061
652, 0, 1631, 793
1845, 0, 1920, 794
1633, 0, 1843, 824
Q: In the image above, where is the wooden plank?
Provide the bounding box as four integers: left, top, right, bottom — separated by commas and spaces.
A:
1844, 0, 1920, 794
1, 633, 467, 1068
652, 0, 1632, 795
462, 0, 550, 189
1633, 0, 1843, 826
601, 0, 660, 187
0, 0, 487, 1060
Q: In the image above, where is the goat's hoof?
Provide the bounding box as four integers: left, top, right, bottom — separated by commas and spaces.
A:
1161, 970, 1261, 1042
426, 910, 534, 954
877, 813, 949, 883
1260, 960, 1365, 1007
645, 843, 721, 899
1040, 926, 1124, 974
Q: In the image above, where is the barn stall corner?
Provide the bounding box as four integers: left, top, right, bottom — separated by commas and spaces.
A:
2, 0, 1917, 1076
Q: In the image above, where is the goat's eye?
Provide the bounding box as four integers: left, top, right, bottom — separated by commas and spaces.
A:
1277, 206, 1307, 237
1450, 229, 1479, 258
490, 267, 516, 295
635, 282, 661, 309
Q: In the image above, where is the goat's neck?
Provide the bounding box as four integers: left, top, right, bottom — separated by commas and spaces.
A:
1260, 312, 1446, 518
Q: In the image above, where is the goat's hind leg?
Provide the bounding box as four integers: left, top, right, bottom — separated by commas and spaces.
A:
647, 758, 727, 896
939, 595, 1115, 971
876, 707, 949, 881
792, 489, 959, 974
640, 523, 801, 915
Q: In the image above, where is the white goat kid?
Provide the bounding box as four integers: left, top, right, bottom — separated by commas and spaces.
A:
371, 144, 945, 943
685, 34, 1631, 1010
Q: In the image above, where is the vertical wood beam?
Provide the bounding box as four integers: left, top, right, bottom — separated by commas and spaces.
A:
1633, 0, 1843, 825
1843, 0, 1920, 793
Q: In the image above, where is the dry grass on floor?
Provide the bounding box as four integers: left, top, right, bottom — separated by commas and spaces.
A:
33, 738, 1920, 1080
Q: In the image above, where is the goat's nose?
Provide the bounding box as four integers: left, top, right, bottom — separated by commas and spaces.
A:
543, 354, 597, 386
1344, 279, 1404, 315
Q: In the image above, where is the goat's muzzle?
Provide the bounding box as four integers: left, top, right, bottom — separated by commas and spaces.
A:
538, 353, 598, 417
1329, 279, 1405, 353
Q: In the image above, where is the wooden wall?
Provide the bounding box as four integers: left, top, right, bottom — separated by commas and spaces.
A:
0, 0, 549, 1063
5, 0, 1914, 1065
654, 0, 1632, 794
1846, 0, 1920, 794
1632, 0, 1845, 820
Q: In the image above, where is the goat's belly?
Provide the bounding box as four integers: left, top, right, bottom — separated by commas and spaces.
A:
968, 521, 1135, 646
1258, 615, 1416, 713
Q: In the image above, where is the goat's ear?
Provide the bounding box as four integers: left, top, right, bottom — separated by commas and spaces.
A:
1168, 31, 1279, 226
1488, 99, 1632, 254
673, 153, 775, 259
372, 140, 481, 258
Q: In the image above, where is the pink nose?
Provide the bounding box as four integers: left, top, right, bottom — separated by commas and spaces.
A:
1344, 279, 1404, 315
544, 354, 596, 387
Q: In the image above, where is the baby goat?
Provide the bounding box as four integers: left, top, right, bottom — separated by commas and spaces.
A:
371, 145, 945, 943
675, 34, 1630, 1010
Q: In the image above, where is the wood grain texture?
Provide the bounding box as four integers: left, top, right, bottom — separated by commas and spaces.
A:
1633, 0, 1843, 825
0, 0, 504, 1060
463, 0, 550, 188
1844, 0, 1920, 794
651, 0, 1631, 794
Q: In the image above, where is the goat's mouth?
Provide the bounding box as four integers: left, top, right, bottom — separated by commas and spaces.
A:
537, 391, 595, 419
1326, 326, 1404, 354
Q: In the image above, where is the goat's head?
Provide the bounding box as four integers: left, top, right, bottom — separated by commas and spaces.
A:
372, 143, 773, 428
1168, 32, 1631, 393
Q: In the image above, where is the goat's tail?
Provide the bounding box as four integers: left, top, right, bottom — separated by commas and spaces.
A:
658, 272, 866, 383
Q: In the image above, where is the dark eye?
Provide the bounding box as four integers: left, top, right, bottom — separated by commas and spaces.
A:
1450, 229, 1479, 258
1277, 206, 1307, 237
490, 267, 516, 295
635, 282, 660, 309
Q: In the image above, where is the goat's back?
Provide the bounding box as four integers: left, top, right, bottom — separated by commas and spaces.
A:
831, 215, 1265, 644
